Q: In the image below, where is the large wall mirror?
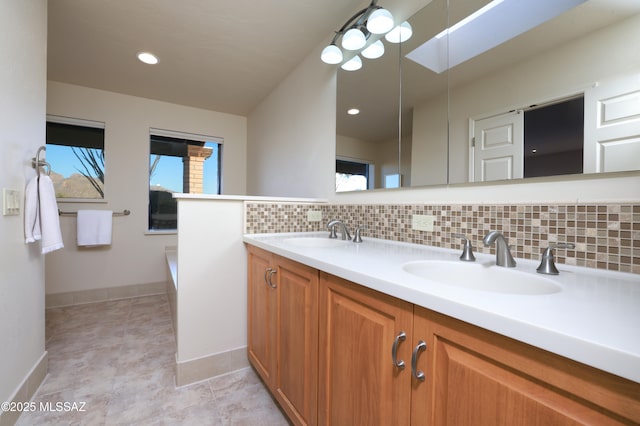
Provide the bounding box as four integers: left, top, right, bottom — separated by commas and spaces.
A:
336, 0, 640, 191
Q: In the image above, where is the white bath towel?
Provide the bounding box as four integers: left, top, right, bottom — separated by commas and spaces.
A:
24, 175, 64, 254
77, 210, 112, 246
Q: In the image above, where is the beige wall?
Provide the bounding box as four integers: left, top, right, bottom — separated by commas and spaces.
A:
377, 137, 402, 188
410, 90, 448, 187
336, 134, 375, 163
0, 0, 47, 409
45, 82, 247, 296
176, 198, 248, 362
247, 44, 337, 199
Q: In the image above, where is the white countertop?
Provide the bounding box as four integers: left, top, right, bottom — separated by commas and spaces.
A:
173, 193, 327, 203
243, 232, 640, 384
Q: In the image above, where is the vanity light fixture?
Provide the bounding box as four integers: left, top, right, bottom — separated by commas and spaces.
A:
321, 0, 407, 71
137, 52, 159, 65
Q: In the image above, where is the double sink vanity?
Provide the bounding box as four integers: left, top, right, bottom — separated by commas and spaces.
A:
244, 228, 640, 425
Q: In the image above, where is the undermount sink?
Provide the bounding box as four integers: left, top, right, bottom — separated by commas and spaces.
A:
282, 237, 351, 248
402, 260, 561, 295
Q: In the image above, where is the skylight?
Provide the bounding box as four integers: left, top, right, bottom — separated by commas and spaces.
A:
406, 0, 587, 73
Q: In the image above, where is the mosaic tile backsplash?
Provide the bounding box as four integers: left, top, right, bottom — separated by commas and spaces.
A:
245, 202, 640, 274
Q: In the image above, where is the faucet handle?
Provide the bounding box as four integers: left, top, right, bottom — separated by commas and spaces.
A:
353, 226, 366, 243
536, 242, 575, 275
327, 219, 339, 239
452, 233, 476, 262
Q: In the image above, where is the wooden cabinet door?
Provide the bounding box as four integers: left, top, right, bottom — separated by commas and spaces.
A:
247, 246, 276, 387
318, 272, 413, 426
412, 306, 640, 426
273, 255, 319, 426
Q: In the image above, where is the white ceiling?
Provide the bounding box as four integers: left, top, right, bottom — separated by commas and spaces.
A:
47, 0, 366, 116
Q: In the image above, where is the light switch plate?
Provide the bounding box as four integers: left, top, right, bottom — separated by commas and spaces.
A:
307, 210, 322, 222
412, 214, 435, 232
2, 188, 21, 216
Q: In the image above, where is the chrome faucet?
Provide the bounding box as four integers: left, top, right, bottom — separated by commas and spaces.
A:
483, 231, 516, 267
353, 226, 365, 243
452, 233, 476, 261
536, 243, 575, 275
327, 219, 351, 241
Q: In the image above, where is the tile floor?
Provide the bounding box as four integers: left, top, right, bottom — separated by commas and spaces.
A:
17, 294, 289, 425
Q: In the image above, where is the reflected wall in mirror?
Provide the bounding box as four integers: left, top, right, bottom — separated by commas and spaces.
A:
335, 36, 401, 192
336, 0, 449, 191
402, 0, 449, 187
335, 0, 640, 192
446, 0, 640, 184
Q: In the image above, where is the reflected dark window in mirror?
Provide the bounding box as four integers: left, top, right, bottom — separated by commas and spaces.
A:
46, 118, 105, 199
524, 96, 584, 178
336, 159, 370, 192
149, 130, 222, 231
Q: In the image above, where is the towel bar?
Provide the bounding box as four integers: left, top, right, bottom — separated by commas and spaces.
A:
31, 146, 51, 177
58, 209, 131, 216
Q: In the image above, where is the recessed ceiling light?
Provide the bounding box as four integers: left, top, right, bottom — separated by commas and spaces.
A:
347, 108, 360, 115
137, 52, 159, 65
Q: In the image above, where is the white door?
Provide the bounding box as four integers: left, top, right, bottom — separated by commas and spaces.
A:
471, 111, 523, 182
584, 73, 640, 173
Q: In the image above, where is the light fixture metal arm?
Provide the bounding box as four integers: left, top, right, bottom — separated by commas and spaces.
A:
330, 0, 380, 43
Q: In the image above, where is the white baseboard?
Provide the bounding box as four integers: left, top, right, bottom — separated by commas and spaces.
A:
175, 347, 249, 387
45, 281, 166, 308
0, 351, 48, 426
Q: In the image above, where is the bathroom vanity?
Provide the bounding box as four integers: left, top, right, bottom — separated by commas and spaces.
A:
244, 233, 640, 425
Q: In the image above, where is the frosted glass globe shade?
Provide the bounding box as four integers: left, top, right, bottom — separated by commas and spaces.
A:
361, 40, 384, 59
342, 28, 366, 50
341, 55, 362, 71
384, 21, 413, 43
321, 44, 343, 64
367, 8, 394, 34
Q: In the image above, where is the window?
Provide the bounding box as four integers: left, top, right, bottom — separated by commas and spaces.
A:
149, 129, 222, 230
336, 159, 370, 192
45, 117, 105, 199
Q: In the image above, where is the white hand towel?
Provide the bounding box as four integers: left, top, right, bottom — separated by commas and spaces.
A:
24, 176, 41, 243
24, 175, 64, 254
77, 210, 112, 246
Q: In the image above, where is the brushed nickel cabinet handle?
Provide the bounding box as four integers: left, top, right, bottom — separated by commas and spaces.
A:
391, 331, 407, 370
411, 340, 427, 381
267, 269, 277, 289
